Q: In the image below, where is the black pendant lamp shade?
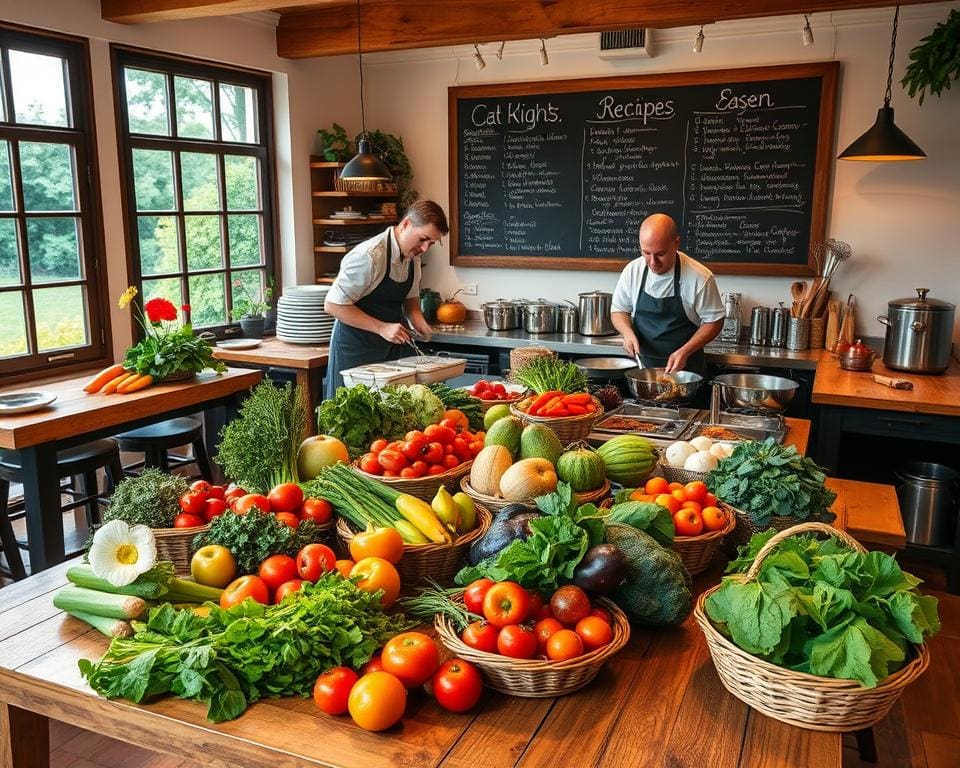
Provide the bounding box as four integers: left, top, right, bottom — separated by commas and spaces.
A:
838, 6, 925, 162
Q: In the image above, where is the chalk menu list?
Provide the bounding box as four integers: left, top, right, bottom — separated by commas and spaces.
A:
450, 63, 837, 275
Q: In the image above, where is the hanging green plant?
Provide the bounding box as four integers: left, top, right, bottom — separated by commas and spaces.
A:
901, 8, 960, 105
356, 129, 418, 213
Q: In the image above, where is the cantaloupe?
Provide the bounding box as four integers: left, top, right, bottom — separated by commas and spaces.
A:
470, 444, 513, 497
499, 458, 558, 501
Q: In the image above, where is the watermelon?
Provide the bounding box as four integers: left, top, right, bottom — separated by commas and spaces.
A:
519, 423, 564, 466
556, 444, 606, 492
596, 435, 657, 487
484, 416, 524, 458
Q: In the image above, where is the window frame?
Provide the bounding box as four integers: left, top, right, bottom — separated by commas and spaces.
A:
111, 45, 279, 339
0, 23, 111, 382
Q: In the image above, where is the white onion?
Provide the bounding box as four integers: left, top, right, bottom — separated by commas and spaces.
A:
690, 435, 714, 452
665, 441, 698, 468
684, 450, 718, 472
710, 442, 735, 460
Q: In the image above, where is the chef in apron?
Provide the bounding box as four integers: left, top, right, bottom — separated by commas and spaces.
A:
610, 213, 724, 377
323, 200, 448, 399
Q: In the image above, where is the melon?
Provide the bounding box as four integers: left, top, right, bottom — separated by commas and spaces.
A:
470, 444, 513, 497
556, 444, 606, 492
499, 458, 558, 501
519, 423, 564, 465
484, 416, 524, 458
596, 435, 657, 487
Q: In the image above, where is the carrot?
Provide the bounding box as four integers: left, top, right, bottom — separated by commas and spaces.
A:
583, 403, 596, 413
561, 392, 592, 405
535, 395, 563, 416
527, 390, 561, 415
83, 364, 126, 394
545, 406, 569, 417
117, 374, 154, 394
101, 372, 138, 394
566, 404, 587, 415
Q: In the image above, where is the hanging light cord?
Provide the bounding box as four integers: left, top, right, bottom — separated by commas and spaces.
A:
883, 6, 900, 107
356, 0, 367, 134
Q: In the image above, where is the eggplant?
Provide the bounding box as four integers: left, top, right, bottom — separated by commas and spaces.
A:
467, 505, 541, 565
573, 544, 629, 594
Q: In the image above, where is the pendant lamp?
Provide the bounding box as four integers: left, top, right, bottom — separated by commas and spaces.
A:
340, 0, 393, 181
838, 6, 926, 161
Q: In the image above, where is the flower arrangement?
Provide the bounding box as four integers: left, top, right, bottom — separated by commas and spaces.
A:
230, 277, 273, 320
119, 286, 226, 381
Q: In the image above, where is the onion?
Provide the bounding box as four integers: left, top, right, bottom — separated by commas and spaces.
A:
665, 441, 698, 468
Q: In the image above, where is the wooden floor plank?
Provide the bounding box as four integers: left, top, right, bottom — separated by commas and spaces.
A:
899, 634, 960, 738
919, 730, 960, 768
740, 711, 841, 768
861, 698, 929, 768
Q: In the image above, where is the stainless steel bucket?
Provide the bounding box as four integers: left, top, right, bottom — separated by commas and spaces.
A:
895, 462, 960, 546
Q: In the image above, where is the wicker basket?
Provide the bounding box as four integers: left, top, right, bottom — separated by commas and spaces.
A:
351, 459, 472, 497
472, 391, 528, 413
725, 505, 804, 551
435, 596, 631, 697
459, 476, 610, 514
336, 505, 492, 587
158, 369, 197, 383
508, 347, 555, 382
510, 397, 603, 444
695, 522, 931, 731
660, 463, 710, 485
154, 524, 208, 577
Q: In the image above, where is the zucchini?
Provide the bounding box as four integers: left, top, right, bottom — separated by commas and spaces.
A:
53, 586, 149, 620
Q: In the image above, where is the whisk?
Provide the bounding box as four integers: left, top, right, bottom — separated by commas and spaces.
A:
803, 239, 852, 318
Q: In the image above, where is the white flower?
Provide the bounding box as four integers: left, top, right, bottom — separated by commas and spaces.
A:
89, 520, 158, 587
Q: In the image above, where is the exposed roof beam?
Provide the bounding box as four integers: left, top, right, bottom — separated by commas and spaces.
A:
101, 0, 339, 24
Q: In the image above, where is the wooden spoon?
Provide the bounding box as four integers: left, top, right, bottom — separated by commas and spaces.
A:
790, 282, 806, 316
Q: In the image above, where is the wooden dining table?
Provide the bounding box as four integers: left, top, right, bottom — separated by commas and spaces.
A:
0, 367, 262, 572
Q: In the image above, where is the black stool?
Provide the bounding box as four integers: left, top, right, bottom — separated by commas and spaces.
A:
0, 439, 124, 581
114, 417, 213, 479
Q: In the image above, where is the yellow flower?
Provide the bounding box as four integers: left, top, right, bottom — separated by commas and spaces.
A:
118, 286, 138, 309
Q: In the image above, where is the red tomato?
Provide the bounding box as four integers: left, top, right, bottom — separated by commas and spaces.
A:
274, 511, 300, 529
224, 486, 247, 504
535, 604, 555, 621
273, 579, 305, 604
202, 497, 228, 523
534, 617, 564, 653
313, 666, 359, 716
463, 578, 494, 614
297, 543, 337, 581
259, 554, 299, 591
589, 606, 612, 624
526, 589, 545, 618
370, 438, 388, 453
359, 452, 383, 475
173, 512, 204, 528
575, 616, 614, 651
491, 383, 507, 395
483, 582, 531, 628
546, 629, 584, 661
178, 491, 206, 516
207, 485, 226, 501
426, 464, 446, 476
300, 497, 333, 525
440, 418, 462, 433
411, 460, 428, 476
703, 492, 719, 507
684, 481, 708, 504
360, 655, 384, 675
549, 585, 592, 626
268, 482, 304, 513
461, 621, 499, 654
432, 659, 484, 713
189, 480, 211, 498
400, 465, 423, 478
381, 631, 440, 688
421, 441, 444, 464
442, 454, 460, 469
424, 424, 456, 445
497, 624, 538, 659
220, 575, 269, 609
233, 493, 271, 515
468, 440, 484, 457
673, 508, 704, 537
451, 438, 472, 461
377, 449, 408, 473
401, 434, 428, 461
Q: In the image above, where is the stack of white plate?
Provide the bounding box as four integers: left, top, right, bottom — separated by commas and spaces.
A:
276, 285, 334, 344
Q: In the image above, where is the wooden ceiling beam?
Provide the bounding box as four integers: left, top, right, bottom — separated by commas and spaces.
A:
276, 0, 944, 58
100, 0, 340, 24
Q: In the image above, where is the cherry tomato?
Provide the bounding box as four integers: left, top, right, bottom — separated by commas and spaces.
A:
360, 655, 384, 675
259, 554, 299, 592
202, 497, 227, 523
347, 671, 407, 732
313, 666, 359, 716
189, 480, 211, 498
350, 526, 404, 565
400, 465, 423, 478
297, 543, 337, 581
273, 579, 305, 604
442, 454, 460, 469
411, 460, 428, 476
463, 578, 494, 615
432, 659, 484, 713
268, 482, 304, 513
483, 582, 531, 628
274, 511, 300, 529
546, 629, 584, 661
497, 624, 538, 659
220, 575, 269, 609
300, 497, 333, 525
233, 493, 271, 515
178, 491, 206, 516
421, 442, 444, 464
589, 606, 612, 624
534, 617, 564, 653
359, 452, 383, 475
377, 449, 408, 473
382, 631, 440, 688
370, 438, 388, 453
207, 485, 226, 501
349, 557, 401, 606
461, 620, 499, 654
426, 464, 446, 476
173, 512, 204, 528
575, 616, 614, 651
424, 424, 456, 445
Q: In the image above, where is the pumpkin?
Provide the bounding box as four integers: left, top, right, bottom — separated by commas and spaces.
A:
470, 444, 513, 496
555, 443, 606, 492
499, 458, 558, 501
436, 300, 467, 324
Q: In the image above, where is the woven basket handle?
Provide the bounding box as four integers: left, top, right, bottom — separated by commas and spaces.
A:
744, 522, 865, 582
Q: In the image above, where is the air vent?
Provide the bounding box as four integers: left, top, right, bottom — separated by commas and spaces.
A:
598, 29, 653, 59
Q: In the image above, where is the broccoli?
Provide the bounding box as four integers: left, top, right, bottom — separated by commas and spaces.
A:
605, 523, 692, 627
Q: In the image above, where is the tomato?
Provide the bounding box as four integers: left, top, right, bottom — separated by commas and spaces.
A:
207, 484, 226, 501
382, 631, 440, 688
297, 543, 337, 581
442, 409, 470, 431
411, 460, 428, 476
377, 449, 408, 473
497, 624, 538, 659
654, 493, 681, 514
189, 480, 211, 497
224, 486, 247, 504
432, 659, 483, 713
190, 544, 237, 588
274, 512, 300, 529
463, 578, 494, 615
220, 575, 269, 609
179, 491, 207, 516
173, 512, 204, 528
268, 482, 303, 513
671, 487, 689, 504
359, 452, 383, 475
549, 585, 592, 626
424, 424, 456, 445
667, 482, 684, 492
401, 434, 428, 461
300, 497, 333, 525
313, 666, 359, 716
589, 606, 612, 624
440, 417, 462, 433
483, 582, 531, 627
546, 629, 584, 661
259, 554, 299, 591
273, 579, 305, 603
575, 616, 614, 651
400, 465, 423, 478
644, 476, 670, 496
673, 508, 704, 537
535, 604, 555, 621
534, 617, 564, 653
233, 493, 271, 515
680, 500, 702, 514
370, 438, 388, 453
703, 492, 719, 507
451, 438, 472, 461
684, 480, 708, 503
348, 671, 407, 732
468, 440, 484, 457
526, 589, 545, 618
385, 441, 404, 453
349, 526, 404, 565
202, 497, 228, 523
335, 559, 355, 578
421, 441, 444, 464
427, 464, 446, 476
361, 655, 384, 675
461, 620, 499, 653
701, 505, 728, 532
349, 557, 401, 606
442, 454, 460, 469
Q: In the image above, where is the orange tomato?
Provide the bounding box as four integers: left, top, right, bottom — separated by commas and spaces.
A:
702, 505, 729, 532
628, 492, 654, 503
441, 409, 470, 431
349, 557, 401, 607
350, 526, 404, 565
644, 476, 669, 496
673, 508, 704, 537
546, 629, 584, 661
575, 616, 614, 651
704, 492, 719, 507
680, 500, 702, 514
347, 671, 407, 732
670, 488, 688, 504
335, 559, 355, 578
667, 482, 684, 492
684, 481, 708, 503
654, 493, 681, 514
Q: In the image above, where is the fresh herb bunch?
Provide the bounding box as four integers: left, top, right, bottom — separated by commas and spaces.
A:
429, 382, 484, 430
192, 510, 326, 575
215, 381, 307, 491
707, 438, 837, 528
399, 581, 482, 632
101, 468, 189, 529
902, 8, 960, 106
79, 573, 410, 722
230, 276, 273, 320
513, 356, 588, 395
707, 530, 940, 688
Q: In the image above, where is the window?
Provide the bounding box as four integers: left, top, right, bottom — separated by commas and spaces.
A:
0, 25, 109, 377
113, 48, 276, 334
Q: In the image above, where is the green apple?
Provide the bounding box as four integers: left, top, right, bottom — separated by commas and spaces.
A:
484, 404, 512, 431
191, 544, 238, 588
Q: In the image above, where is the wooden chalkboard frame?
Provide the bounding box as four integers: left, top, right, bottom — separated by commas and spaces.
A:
448, 62, 838, 276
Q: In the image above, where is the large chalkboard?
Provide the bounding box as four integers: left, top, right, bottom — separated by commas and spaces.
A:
449, 63, 838, 276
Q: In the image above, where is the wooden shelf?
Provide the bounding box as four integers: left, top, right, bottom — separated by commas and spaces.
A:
312, 190, 398, 198
316, 277, 336, 285
313, 217, 397, 226
314, 245, 347, 254
309, 160, 345, 169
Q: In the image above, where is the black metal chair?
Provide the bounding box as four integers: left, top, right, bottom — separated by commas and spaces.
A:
0, 439, 124, 581
114, 417, 213, 479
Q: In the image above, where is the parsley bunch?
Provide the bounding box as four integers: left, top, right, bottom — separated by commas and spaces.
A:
101, 468, 189, 529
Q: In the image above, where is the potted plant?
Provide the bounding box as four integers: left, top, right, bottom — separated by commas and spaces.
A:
230, 278, 273, 339
902, 8, 960, 105
355, 129, 417, 212
316, 123, 353, 162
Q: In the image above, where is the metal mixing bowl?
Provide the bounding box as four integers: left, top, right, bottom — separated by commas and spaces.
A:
712, 373, 798, 413
624, 368, 703, 403
575, 357, 637, 380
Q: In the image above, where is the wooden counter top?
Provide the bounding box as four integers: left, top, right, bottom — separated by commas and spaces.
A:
212, 338, 329, 369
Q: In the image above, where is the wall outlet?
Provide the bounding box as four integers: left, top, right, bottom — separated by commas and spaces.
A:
463, 284, 478, 295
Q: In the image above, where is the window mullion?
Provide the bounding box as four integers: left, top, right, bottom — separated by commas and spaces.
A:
173, 148, 188, 308
7, 135, 40, 359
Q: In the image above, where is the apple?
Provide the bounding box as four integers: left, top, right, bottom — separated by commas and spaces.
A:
673, 508, 704, 537
191, 545, 238, 588
297, 434, 350, 480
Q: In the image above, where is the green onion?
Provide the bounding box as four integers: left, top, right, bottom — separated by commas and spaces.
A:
513, 357, 588, 395
398, 582, 481, 632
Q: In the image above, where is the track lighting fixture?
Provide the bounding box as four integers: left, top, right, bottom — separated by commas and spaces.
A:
693, 26, 704, 54
474, 43, 486, 70
539, 39, 549, 66
802, 15, 814, 46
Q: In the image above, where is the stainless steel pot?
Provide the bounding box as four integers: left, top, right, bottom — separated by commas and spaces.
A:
558, 301, 579, 334
482, 299, 522, 331
895, 462, 959, 546
523, 301, 560, 334
578, 291, 616, 336
711, 373, 798, 414
877, 288, 955, 374
624, 368, 703, 403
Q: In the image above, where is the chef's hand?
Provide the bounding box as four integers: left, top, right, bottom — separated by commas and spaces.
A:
665, 349, 689, 374
411, 318, 434, 341
378, 322, 410, 345
621, 334, 640, 358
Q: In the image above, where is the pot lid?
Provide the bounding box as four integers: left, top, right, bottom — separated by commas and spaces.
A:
579, 291, 612, 298
890, 288, 956, 312
482, 299, 520, 308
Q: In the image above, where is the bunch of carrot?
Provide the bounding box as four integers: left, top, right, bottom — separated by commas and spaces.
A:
523, 390, 596, 418
82, 364, 154, 395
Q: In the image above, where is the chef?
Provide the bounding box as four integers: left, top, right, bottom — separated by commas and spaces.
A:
611, 213, 724, 375
323, 199, 448, 398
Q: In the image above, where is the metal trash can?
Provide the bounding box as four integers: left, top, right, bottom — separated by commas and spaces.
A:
894, 462, 960, 546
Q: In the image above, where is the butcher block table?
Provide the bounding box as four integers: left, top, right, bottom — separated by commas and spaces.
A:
0, 368, 262, 572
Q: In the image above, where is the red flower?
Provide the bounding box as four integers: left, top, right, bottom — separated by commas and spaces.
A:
181, 304, 191, 313
144, 298, 178, 323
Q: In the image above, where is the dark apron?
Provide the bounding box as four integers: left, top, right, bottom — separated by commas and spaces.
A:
631, 257, 706, 377
324, 233, 414, 399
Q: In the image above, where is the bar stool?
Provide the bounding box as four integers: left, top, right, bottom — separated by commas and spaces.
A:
114, 417, 213, 480
0, 439, 124, 581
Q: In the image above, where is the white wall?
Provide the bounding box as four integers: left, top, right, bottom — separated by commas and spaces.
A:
361, 3, 960, 342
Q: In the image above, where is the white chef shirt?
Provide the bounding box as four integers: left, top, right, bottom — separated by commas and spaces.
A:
326, 227, 421, 306
611, 251, 724, 326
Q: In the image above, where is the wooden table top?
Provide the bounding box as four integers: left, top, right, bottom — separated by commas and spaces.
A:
812, 354, 960, 416
212, 338, 330, 370
0, 562, 842, 768
0, 368, 262, 451
826, 477, 906, 550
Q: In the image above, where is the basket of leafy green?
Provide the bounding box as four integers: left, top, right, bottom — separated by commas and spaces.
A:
695, 522, 937, 731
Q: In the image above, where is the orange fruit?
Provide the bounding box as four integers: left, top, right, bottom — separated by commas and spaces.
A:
654, 493, 681, 514
667, 482, 684, 492
644, 476, 669, 496
629, 490, 654, 503
684, 481, 708, 503
680, 500, 702, 513
702, 506, 728, 532
671, 488, 688, 504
